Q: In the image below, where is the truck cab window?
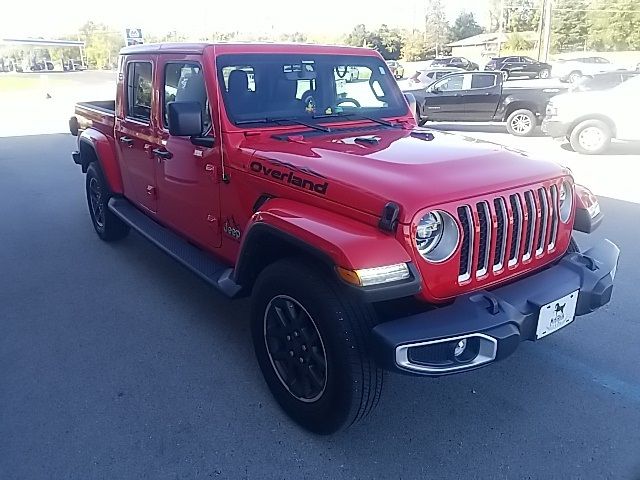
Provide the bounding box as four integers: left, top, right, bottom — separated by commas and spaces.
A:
434, 74, 466, 92
126, 62, 152, 122
470, 73, 496, 89
163, 63, 212, 131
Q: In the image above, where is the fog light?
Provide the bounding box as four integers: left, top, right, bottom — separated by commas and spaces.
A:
454, 339, 467, 357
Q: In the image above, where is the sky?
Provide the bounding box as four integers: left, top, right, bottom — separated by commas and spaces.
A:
1, 0, 487, 39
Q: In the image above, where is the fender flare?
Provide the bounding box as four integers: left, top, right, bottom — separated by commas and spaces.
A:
233, 198, 421, 302
78, 129, 124, 194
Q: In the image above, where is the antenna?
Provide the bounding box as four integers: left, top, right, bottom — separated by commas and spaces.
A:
212, 41, 229, 183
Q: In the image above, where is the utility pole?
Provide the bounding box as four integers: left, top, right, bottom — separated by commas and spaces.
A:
542, 0, 553, 62
536, 0, 545, 60
497, 0, 505, 56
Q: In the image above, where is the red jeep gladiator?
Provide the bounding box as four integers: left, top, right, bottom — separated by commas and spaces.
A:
70, 43, 619, 434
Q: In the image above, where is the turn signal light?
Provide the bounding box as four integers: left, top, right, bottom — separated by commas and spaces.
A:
338, 263, 410, 287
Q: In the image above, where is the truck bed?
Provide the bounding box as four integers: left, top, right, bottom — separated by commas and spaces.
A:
74, 101, 115, 135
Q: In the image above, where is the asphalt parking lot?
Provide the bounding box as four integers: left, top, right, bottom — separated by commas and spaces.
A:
1, 72, 640, 479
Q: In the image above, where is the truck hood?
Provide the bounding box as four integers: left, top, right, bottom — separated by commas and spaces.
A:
551, 90, 612, 106
245, 127, 567, 223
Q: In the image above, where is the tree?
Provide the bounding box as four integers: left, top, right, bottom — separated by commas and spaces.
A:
401, 33, 434, 61
551, 0, 590, 52
345, 24, 369, 47
587, 0, 640, 50
504, 32, 535, 51
279, 32, 308, 43
505, 0, 541, 32
344, 24, 405, 59
368, 25, 405, 59
488, 0, 502, 32
451, 12, 485, 41
78, 21, 124, 69
424, 0, 451, 54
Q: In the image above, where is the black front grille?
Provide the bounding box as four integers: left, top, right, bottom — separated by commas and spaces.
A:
456, 184, 561, 284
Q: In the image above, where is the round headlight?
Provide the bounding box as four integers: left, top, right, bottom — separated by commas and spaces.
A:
559, 181, 573, 222
415, 210, 459, 262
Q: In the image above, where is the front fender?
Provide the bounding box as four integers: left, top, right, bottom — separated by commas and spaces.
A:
79, 128, 123, 194
249, 198, 412, 269
234, 198, 421, 301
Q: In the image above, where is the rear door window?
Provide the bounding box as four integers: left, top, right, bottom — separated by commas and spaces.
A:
470, 73, 496, 89
126, 61, 153, 122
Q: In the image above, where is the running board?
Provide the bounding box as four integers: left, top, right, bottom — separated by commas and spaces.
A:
108, 197, 242, 298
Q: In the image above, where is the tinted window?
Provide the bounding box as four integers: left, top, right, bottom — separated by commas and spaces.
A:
505, 57, 519, 62
126, 62, 152, 122
435, 74, 465, 91
163, 62, 211, 131
471, 73, 496, 89
217, 54, 407, 125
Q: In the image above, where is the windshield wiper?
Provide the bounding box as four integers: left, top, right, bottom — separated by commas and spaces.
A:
236, 117, 331, 132
312, 112, 402, 128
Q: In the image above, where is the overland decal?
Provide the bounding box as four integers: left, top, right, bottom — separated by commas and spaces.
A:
250, 160, 329, 195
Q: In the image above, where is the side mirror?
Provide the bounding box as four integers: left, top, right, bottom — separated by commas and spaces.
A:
167, 101, 203, 137
430, 86, 441, 94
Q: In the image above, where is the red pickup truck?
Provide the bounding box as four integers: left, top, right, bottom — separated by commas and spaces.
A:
70, 42, 619, 434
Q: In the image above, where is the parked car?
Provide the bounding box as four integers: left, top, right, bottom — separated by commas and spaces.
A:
63, 60, 87, 71
571, 70, 638, 92
405, 67, 466, 87
69, 42, 617, 434
485, 56, 551, 79
543, 74, 640, 154
407, 71, 565, 136
431, 56, 479, 71
553, 57, 627, 83
385, 60, 404, 79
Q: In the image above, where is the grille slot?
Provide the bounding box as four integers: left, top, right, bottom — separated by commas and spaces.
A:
493, 198, 507, 271
523, 190, 536, 261
457, 205, 474, 282
455, 182, 564, 285
536, 188, 549, 256
508, 194, 523, 267
548, 185, 559, 251
476, 202, 491, 277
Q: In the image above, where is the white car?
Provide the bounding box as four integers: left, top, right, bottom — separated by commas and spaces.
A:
542, 74, 640, 154
553, 57, 627, 83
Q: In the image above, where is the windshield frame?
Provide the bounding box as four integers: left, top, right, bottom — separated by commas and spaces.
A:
215, 53, 409, 128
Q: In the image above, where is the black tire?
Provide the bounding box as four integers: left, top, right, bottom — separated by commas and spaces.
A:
86, 163, 130, 241
568, 71, 582, 83
569, 119, 611, 155
506, 109, 536, 136
538, 68, 550, 79
251, 258, 383, 434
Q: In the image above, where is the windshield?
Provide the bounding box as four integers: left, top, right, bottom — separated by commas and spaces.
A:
216, 53, 408, 126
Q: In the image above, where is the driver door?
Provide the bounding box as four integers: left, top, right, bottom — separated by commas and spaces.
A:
423, 73, 470, 121
152, 56, 222, 248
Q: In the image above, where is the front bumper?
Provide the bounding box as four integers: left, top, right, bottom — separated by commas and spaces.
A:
372, 239, 619, 376
541, 118, 571, 138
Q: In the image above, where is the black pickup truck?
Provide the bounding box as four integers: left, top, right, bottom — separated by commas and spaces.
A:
404, 71, 565, 136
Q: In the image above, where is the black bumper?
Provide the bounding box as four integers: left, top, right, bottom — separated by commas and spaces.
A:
541, 118, 571, 138
372, 239, 619, 376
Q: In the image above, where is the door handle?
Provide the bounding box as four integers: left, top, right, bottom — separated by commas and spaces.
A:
152, 148, 173, 159
119, 136, 134, 146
